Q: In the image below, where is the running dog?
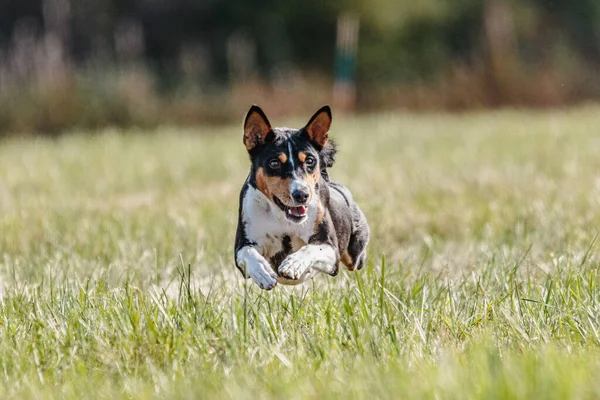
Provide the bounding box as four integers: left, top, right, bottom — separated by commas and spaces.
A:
234, 105, 370, 290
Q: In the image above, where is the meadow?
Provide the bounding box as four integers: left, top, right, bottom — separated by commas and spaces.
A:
1, 107, 600, 399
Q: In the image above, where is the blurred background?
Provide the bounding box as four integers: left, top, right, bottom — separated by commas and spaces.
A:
1, 0, 599, 135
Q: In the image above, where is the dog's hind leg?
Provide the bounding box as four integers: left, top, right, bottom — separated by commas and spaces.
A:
343, 212, 370, 271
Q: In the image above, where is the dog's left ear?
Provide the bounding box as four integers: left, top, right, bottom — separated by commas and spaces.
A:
304, 106, 332, 149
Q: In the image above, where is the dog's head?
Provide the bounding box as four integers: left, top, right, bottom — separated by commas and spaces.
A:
243, 105, 337, 223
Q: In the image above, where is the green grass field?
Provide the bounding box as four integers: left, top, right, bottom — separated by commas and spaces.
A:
1, 107, 600, 399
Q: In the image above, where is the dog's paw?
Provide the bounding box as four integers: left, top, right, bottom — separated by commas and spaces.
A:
249, 258, 278, 290
238, 247, 278, 290
278, 251, 313, 280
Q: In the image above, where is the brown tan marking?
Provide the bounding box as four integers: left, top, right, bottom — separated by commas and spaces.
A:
303, 167, 321, 203
298, 152, 307, 163
313, 200, 324, 233
256, 157, 321, 210
255, 168, 271, 198
277, 153, 288, 163
255, 167, 292, 203
341, 250, 355, 270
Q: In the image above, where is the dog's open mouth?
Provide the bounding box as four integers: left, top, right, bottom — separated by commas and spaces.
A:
273, 196, 307, 222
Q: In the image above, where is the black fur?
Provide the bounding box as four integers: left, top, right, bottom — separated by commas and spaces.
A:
319, 139, 336, 182
328, 182, 370, 270
270, 235, 292, 268
234, 179, 256, 277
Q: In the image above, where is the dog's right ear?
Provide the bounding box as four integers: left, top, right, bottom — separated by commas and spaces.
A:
244, 105, 272, 151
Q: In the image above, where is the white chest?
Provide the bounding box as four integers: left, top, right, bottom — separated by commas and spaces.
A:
242, 186, 317, 259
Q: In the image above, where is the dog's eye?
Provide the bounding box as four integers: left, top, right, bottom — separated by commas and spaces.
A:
268, 159, 281, 169
305, 156, 316, 167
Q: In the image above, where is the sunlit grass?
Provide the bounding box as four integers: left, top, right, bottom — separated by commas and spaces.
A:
1, 107, 600, 398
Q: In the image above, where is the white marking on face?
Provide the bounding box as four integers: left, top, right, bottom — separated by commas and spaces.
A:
287, 141, 295, 169
290, 179, 308, 198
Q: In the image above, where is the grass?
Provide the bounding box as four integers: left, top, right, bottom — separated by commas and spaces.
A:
1, 107, 600, 398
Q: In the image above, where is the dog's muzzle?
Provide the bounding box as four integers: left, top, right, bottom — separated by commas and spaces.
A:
273, 195, 308, 223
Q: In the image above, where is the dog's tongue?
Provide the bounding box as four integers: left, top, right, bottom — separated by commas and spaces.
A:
288, 205, 307, 217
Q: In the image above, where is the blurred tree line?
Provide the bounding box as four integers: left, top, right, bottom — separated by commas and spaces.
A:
0, 0, 599, 134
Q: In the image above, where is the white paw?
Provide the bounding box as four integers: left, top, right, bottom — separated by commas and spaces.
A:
237, 247, 278, 290
249, 258, 278, 290
278, 251, 313, 280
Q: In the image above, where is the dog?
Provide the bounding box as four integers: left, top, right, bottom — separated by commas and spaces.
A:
234, 105, 370, 290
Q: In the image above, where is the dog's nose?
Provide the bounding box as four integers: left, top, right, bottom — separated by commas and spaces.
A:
292, 189, 309, 204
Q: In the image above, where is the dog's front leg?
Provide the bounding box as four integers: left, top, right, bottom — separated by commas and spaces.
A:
236, 246, 278, 290
278, 244, 338, 280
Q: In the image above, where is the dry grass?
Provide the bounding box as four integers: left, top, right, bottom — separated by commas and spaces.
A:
1, 107, 600, 398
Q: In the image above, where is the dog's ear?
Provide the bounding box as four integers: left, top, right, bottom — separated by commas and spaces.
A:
244, 105, 272, 151
304, 106, 332, 149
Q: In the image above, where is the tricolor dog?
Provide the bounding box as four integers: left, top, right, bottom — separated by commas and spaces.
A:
234, 105, 370, 290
